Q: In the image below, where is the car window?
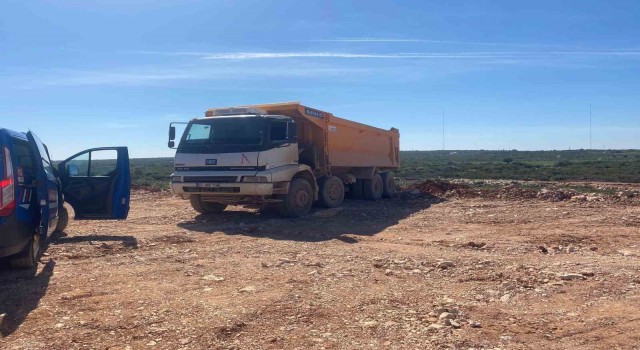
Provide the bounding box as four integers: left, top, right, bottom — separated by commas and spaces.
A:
12, 140, 35, 177
89, 150, 118, 176
64, 150, 118, 177
30, 134, 55, 178
65, 152, 89, 177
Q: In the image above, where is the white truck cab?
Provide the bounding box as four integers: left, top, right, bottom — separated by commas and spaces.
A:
169, 107, 314, 217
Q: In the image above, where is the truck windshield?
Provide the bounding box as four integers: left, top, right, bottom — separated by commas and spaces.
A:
178, 117, 267, 153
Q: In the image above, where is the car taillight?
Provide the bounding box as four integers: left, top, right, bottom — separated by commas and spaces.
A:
0, 147, 16, 216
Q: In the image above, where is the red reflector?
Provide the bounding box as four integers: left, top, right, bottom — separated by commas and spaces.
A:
1, 147, 16, 216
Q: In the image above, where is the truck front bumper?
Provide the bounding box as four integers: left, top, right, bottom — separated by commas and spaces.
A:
170, 182, 275, 197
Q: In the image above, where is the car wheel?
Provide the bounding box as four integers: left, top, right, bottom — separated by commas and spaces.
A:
55, 205, 69, 233
10, 234, 40, 269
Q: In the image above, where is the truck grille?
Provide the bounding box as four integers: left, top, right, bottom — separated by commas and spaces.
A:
183, 187, 240, 193
183, 176, 238, 183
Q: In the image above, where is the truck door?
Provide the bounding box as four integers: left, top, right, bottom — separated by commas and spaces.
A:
26, 131, 59, 238
58, 147, 131, 220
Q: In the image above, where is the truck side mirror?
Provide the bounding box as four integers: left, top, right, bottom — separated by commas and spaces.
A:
287, 122, 298, 143
168, 125, 176, 148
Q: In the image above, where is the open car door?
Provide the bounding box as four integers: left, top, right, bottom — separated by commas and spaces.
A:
26, 131, 59, 237
58, 147, 130, 220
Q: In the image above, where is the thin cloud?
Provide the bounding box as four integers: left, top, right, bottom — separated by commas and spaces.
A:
311, 38, 565, 47
312, 38, 425, 42
200, 52, 517, 60
9, 49, 640, 88
201, 51, 640, 60
20, 66, 369, 88
201, 52, 418, 59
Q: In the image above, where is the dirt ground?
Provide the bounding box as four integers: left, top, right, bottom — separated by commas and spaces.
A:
1, 181, 639, 350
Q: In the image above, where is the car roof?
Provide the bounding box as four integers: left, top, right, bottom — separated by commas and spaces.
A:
0, 128, 28, 141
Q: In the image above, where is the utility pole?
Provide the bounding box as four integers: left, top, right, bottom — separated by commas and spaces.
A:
442, 109, 445, 151
589, 103, 593, 149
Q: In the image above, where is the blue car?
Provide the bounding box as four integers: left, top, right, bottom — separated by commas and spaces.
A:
0, 129, 130, 268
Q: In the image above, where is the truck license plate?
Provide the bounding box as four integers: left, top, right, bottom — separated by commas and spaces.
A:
196, 183, 220, 188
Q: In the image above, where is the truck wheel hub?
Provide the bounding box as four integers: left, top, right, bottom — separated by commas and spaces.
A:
294, 190, 309, 206
328, 184, 340, 199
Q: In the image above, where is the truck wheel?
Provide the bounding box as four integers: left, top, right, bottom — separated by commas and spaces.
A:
351, 179, 365, 199
277, 178, 313, 218
190, 195, 228, 214
10, 234, 40, 269
364, 173, 384, 200
55, 205, 69, 233
381, 172, 397, 198
318, 176, 345, 208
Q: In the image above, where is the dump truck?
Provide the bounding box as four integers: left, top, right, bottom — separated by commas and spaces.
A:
167, 102, 400, 217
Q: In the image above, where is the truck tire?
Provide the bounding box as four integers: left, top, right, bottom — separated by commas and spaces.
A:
190, 195, 228, 214
318, 176, 345, 208
10, 234, 40, 268
351, 179, 365, 199
364, 173, 384, 201
381, 172, 397, 198
277, 178, 313, 218
55, 205, 69, 233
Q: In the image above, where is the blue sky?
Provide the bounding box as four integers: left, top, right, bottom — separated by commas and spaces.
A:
1, 0, 639, 159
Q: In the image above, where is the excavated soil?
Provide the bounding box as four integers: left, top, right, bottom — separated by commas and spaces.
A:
1, 182, 640, 350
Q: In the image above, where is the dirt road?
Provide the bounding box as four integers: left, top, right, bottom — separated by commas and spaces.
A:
1, 183, 639, 349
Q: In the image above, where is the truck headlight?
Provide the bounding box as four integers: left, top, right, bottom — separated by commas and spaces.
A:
172, 176, 182, 182
242, 176, 268, 183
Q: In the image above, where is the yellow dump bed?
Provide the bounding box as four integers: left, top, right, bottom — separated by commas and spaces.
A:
205, 102, 400, 175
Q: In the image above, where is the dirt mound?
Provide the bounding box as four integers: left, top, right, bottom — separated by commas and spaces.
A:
536, 188, 576, 202
405, 180, 579, 202
458, 185, 577, 202
406, 180, 470, 196
485, 185, 539, 200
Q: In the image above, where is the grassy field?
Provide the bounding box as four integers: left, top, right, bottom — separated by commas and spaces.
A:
397, 149, 640, 183
130, 157, 174, 189
131, 149, 640, 190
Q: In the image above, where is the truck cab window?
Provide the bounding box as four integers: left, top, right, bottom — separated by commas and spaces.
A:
186, 124, 211, 141
270, 121, 287, 142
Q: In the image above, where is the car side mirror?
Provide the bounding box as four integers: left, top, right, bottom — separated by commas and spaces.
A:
67, 164, 79, 177
168, 140, 175, 148
169, 126, 176, 141
287, 122, 298, 143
